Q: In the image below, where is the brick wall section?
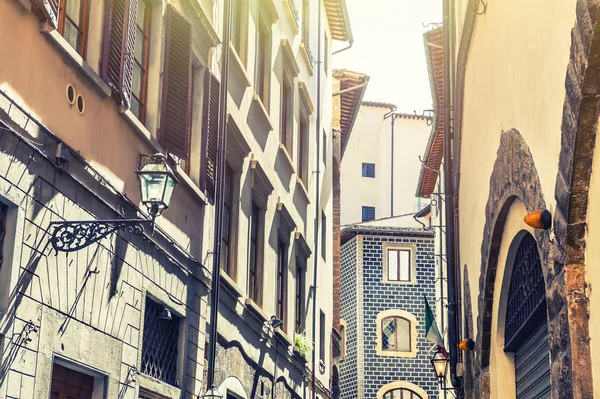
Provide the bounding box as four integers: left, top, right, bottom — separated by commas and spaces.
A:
341, 233, 438, 399
340, 237, 358, 398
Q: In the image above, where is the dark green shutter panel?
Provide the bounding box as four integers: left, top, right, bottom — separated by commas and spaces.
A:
31, 0, 59, 28
200, 71, 220, 204
101, 0, 138, 108
158, 5, 192, 160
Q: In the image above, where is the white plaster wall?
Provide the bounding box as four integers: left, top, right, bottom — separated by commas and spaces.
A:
341, 106, 430, 225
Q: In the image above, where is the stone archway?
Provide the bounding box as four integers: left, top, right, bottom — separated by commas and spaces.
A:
475, 129, 552, 396
548, 1, 600, 397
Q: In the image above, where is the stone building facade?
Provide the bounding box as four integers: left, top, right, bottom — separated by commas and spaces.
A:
339, 225, 438, 399
0, 0, 352, 398
416, 0, 600, 398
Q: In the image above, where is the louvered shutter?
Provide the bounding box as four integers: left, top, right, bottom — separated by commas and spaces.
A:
101, 0, 138, 108
31, 0, 59, 28
200, 71, 220, 204
158, 5, 192, 159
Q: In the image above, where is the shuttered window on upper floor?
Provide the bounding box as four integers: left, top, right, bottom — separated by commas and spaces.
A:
200, 71, 220, 204
158, 5, 192, 161
101, 0, 138, 109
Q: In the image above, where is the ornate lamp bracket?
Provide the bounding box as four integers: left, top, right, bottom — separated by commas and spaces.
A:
49, 219, 151, 254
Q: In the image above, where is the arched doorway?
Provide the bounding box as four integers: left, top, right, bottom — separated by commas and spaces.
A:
503, 232, 550, 399
382, 388, 423, 399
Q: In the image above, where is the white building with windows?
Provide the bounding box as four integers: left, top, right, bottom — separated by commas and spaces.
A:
340, 102, 431, 225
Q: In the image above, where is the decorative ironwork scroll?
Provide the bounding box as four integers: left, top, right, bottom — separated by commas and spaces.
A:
49, 219, 149, 253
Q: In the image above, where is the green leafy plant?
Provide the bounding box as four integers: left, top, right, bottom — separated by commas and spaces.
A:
294, 331, 313, 358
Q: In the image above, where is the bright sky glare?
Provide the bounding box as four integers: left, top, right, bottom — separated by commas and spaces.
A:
333, 0, 442, 114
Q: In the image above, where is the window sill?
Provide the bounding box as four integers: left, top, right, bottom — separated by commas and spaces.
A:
245, 298, 268, 322
136, 373, 181, 398
251, 94, 274, 131
220, 270, 244, 298
228, 43, 251, 88
299, 41, 315, 77
375, 349, 418, 358
295, 178, 311, 203
120, 110, 208, 205
381, 280, 418, 285
41, 27, 112, 97
275, 327, 293, 347
278, 144, 296, 174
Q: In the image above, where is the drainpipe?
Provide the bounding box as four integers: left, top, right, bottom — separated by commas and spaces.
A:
311, 0, 323, 397
442, 0, 461, 391
205, 0, 231, 394
390, 114, 395, 217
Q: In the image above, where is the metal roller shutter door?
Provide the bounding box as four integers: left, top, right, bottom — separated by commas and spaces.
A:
514, 323, 551, 399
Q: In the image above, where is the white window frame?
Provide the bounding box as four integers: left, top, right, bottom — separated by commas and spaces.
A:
375, 309, 418, 358
382, 242, 417, 285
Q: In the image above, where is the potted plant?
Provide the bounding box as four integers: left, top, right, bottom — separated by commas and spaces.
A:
294, 331, 312, 363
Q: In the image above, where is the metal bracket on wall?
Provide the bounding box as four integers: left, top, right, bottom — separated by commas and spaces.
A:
49, 219, 150, 254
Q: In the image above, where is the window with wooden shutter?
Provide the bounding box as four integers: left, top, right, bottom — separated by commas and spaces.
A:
31, 0, 60, 29
158, 5, 193, 160
200, 71, 220, 204
101, 0, 138, 108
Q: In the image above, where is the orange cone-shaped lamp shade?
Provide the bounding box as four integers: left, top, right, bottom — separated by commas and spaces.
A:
458, 338, 475, 351
524, 209, 552, 230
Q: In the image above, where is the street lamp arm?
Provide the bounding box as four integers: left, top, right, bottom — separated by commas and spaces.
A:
49, 219, 150, 253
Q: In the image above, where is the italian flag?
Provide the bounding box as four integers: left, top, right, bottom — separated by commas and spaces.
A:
424, 295, 444, 347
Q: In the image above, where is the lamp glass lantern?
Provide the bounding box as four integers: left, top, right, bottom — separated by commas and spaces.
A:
431, 348, 449, 382
136, 153, 177, 218
203, 387, 223, 399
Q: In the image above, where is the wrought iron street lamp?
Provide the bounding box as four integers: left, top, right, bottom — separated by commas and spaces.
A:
431, 346, 449, 385
49, 153, 177, 253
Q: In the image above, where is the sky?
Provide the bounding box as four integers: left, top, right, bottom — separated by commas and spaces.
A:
332, 0, 442, 114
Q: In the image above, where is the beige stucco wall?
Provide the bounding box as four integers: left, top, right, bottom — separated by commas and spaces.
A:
584, 122, 600, 396
456, 0, 577, 337
341, 106, 430, 225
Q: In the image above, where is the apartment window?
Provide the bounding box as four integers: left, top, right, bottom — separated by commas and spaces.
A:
382, 316, 411, 352
298, 115, 309, 187
58, 0, 90, 57
382, 243, 417, 284
221, 164, 234, 276
321, 211, 326, 259
255, 13, 271, 109
231, 0, 247, 63
362, 206, 375, 222
248, 202, 261, 302
382, 388, 424, 399
295, 262, 305, 333
319, 310, 326, 362
362, 163, 375, 178
276, 239, 287, 331
281, 77, 294, 154
376, 310, 418, 357
141, 297, 180, 385
131, 0, 151, 123
339, 320, 347, 359
302, 0, 310, 41
388, 249, 410, 281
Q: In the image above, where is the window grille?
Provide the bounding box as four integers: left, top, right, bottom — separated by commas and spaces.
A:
381, 316, 410, 352
141, 298, 180, 385
383, 388, 423, 399
362, 206, 375, 222
504, 233, 546, 347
